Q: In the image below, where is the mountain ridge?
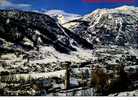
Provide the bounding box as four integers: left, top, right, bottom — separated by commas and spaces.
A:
0, 9, 93, 54
63, 6, 138, 48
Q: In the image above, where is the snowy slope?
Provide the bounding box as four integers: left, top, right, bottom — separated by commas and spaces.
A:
0, 9, 93, 54
45, 10, 81, 24
63, 6, 138, 47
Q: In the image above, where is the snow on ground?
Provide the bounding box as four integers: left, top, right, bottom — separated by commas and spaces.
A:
45, 10, 81, 24
129, 47, 138, 58
109, 90, 138, 96
30, 46, 96, 64
11, 70, 66, 81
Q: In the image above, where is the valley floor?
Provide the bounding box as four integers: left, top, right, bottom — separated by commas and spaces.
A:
0, 45, 138, 96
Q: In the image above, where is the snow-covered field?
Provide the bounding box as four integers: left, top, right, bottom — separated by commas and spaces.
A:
30, 46, 96, 64
10, 70, 66, 81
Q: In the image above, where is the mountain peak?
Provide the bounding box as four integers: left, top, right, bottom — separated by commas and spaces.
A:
64, 6, 138, 47
45, 10, 81, 24
115, 5, 138, 10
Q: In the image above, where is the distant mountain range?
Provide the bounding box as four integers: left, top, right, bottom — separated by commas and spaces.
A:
0, 6, 138, 55
62, 5, 138, 47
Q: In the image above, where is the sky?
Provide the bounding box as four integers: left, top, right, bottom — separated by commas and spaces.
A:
0, 0, 138, 15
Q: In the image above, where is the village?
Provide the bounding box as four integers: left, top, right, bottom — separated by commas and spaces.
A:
0, 45, 138, 96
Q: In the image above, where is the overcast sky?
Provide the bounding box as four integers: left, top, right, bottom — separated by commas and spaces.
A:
0, 0, 138, 15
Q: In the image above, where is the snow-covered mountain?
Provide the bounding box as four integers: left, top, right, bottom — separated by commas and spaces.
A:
45, 10, 81, 24
63, 6, 138, 47
0, 9, 93, 54
0, 6, 138, 96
